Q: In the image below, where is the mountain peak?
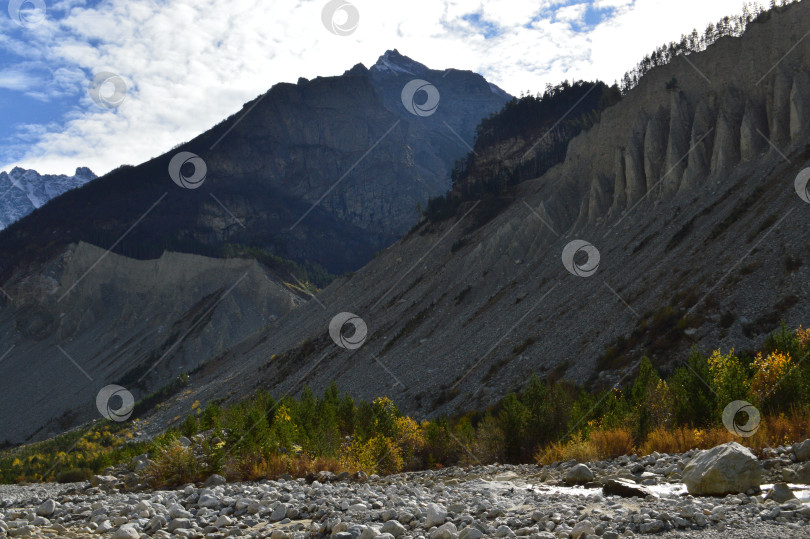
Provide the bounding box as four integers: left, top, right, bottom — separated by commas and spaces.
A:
370, 49, 429, 76
75, 167, 96, 179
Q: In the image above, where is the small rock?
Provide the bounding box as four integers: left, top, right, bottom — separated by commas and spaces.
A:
495, 525, 515, 538
197, 493, 220, 508
270, 502, 288, 522
458, 527, 483, 539
564, 464, 594, 485
426, 503, 448, 528
213, 515, 232, 528
112, 526, 140, 539
168, 504, 192, 519
8, 525, 33, 537
766, 482, 796, 503
36, 500, 56, 517
796, 462, 810, 483
639, 520, 663, 533
204, 474, 227, 487
571, 520, 594, 539
90, 475, 119, 488
146, 515, 167, 532
167, 518, 191, 532
352, 471, 369, 483
381, 520, 407, 537
792, 439, 810, 461
602, 478, 654, 498
430, 522, 458, 539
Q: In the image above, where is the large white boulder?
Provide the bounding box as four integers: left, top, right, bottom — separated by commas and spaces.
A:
682, 442, 761, 496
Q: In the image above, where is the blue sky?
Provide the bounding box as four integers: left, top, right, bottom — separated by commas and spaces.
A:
0, 0, 764, 176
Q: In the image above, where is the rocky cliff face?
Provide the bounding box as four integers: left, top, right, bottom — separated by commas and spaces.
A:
137, 2, 810, 432
0, 167, 96, 229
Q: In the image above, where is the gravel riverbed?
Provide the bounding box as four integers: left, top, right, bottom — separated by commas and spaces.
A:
1, 445, 810, 539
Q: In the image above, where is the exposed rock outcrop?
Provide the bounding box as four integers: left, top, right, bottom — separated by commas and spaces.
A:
662, 91, 692, 197
609, 147, 627, 214
679, 98, 716, 194
768, 70, 792, 147
586, 174, 614, 225
710, 87, 746, 178
790, 70, 810, 142
740, 96, 769, 161
644, 106, 670, 194
624, 112, 649, 206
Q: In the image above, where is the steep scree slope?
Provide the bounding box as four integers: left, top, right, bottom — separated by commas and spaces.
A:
0, 242, 303, 444
144, 2, 810, 430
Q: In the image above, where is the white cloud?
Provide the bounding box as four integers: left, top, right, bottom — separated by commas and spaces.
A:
0, 68, 39, 91
555, 3, 589, 24
1, 0, 769, 175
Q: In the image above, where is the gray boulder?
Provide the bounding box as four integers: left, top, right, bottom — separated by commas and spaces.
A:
36, 499, 56, 517
793, 439, 810, 461
564, 464, 594, 485
459, 527, 484, 539
682, 442, 761, 496
381, 520, 406, 538
571, 520, 594, 539
766, 482, 796, 503
602, 478, 653, 498
796, 462, 810, 483
430, 522, 458, 539
112, 526, 140, 539
204, 473, 227, 487
426, 503, 448, 528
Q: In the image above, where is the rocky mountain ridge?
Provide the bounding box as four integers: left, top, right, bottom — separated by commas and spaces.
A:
0, 50, 509, 280
0, 167, 96, 230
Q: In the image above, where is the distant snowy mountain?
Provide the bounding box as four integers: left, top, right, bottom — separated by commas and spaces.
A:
0, 167, 96, 230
